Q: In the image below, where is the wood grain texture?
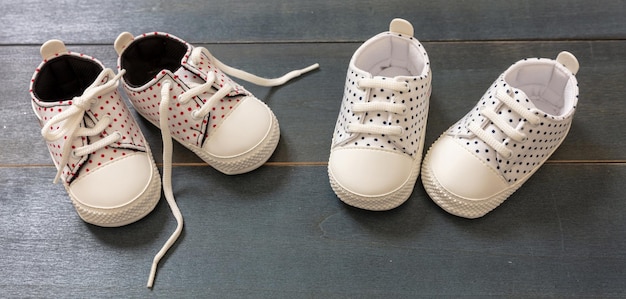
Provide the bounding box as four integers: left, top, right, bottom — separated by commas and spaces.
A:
1, 0, 625, 297
1, 165, 624, 297
3, 0, 625, 44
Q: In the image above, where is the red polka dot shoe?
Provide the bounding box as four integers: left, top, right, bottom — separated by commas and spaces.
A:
30, 40, 161, 227
114, 32, 318, 175
113, 32, 317, 287
421, 52, 580, 218
328, 19, 432, 211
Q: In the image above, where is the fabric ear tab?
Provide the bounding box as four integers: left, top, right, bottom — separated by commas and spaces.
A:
556, 51, 579, 75
114, 32, 135, 56
389, 18, 414, 37
40, 40, 67, 60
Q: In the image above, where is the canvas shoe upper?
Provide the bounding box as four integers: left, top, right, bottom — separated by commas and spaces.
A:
328, 19, 432, 211
113, 32, 317, 287
421, 52, 580, 218
114, 32, 318, 175
29, 40, 161, 227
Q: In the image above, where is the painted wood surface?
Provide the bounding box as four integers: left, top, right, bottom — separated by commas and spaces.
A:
0, 0, 624, 297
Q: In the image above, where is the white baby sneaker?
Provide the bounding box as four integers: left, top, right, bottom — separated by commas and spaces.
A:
421, 52, 580, 218
114, 32, 317, 287
328, 19, 432, 211
114, 32, 318, 175
30, 40, 161, 227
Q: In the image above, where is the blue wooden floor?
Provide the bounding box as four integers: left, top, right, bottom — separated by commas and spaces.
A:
1, 1, 625, 297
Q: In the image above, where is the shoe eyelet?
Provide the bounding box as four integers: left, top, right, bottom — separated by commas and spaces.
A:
191, 110, 201, 120
355, 81, 364, 91
101, 114, 112, 123
70, 150, 80, 160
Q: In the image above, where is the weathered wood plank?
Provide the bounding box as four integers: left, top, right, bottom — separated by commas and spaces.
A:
2, 0, 625, 44
2, 1, 624, 298
1, 164, 624, 297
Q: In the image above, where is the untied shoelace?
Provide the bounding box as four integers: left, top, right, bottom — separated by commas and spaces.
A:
41, 69, 126, 183
146, 48, 319, 288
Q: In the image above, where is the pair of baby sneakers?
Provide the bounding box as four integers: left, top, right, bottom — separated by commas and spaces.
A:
30, 33, 317, 287
329, 18, 580, 218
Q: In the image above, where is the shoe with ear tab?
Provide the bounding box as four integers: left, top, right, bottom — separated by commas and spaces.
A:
328, 18, 432, 211
30, 39, 161, 227
421, 52, 580, 218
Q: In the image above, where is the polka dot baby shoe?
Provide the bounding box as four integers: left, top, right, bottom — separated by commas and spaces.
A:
421, 52, 580, 218
114, 32, 318, 175
328, 18, 432, 211
30, 40, 161, 227
114, 32, 317, 287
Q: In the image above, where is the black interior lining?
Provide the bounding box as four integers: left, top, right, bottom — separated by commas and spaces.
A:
34, 56, 102, 102
120, 35, 188, 88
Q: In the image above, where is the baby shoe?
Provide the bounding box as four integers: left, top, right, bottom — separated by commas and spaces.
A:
114, 32, 317, 287
29, 40, 161, 227
421, 52, 580, 218
328, 19, 432, 211
114, 32, 318, 175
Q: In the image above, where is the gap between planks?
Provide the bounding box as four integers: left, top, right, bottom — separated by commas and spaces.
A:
2, 160, 626, 168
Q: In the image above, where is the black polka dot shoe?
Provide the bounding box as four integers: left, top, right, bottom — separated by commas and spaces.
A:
328, 18, 431, 211
421, 52, 580, 218
114, 32, 318, 175
30, 40, 161, 227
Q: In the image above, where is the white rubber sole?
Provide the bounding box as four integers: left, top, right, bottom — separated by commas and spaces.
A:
421, 149, 516, 219
421, 132, 569, 219
137, 102, 280, 175
328, 90, 429, 211
328, 155, 422, 211
67, 155, 161, 227
185, 111, 280, 175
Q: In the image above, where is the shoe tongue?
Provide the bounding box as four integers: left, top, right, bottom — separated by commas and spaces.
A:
481, 83, 536, 146
177, 48, 247, 97
370, 75, 394, 102
507, 86, 537, 111
174, 66, 205, 87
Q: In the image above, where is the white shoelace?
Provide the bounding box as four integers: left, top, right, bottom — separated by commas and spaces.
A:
146, 81, 184, 288
146, 50, 318, 288
347, 77, 409, 136
468, 88, 541, 158
41, 69, 125, 183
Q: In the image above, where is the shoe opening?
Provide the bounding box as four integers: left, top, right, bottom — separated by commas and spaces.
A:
120, 35, 188, 88
505, 60, 576, 116
353, 34, 428, 78
34, 55, 102, 102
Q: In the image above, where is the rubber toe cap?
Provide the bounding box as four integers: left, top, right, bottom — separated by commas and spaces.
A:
329, 148, 413, 197
69, 152, 155, 209
428, 136, 508, 200
203, 96, 273, 158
